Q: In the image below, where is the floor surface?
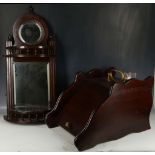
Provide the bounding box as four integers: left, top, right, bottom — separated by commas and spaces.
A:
0, 109, 155, 152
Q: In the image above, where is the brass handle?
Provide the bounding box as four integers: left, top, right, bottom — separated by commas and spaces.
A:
108, 69, 127, 82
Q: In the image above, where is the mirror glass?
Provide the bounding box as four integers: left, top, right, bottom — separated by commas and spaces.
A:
18, 21, 44, 44
13, 62, 50, 112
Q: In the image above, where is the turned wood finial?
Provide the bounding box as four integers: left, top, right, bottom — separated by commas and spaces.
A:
8, 34, 13, 41
29, 5, 34, 13
7, 34, 14, 45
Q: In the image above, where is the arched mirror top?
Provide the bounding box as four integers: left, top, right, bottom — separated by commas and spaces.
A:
13, 6, 48, 47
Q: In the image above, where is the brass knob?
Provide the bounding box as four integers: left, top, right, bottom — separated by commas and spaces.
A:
65, 122, 72, 128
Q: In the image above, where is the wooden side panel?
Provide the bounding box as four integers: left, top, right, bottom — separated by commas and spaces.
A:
74, 77, 154, 151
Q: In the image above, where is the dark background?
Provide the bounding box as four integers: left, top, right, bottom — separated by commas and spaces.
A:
0, 4, 154, 112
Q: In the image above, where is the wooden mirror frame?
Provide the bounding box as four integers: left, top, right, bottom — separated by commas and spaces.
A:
4, 6, 56, 124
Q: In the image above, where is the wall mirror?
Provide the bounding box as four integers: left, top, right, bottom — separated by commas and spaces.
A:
13, 62, 50, 112
4, 6, 56, 124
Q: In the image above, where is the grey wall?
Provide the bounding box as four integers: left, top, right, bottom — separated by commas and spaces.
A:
0, 4, 155, 112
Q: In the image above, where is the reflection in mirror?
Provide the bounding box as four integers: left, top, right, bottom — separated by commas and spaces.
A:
13, 62, 50, 112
